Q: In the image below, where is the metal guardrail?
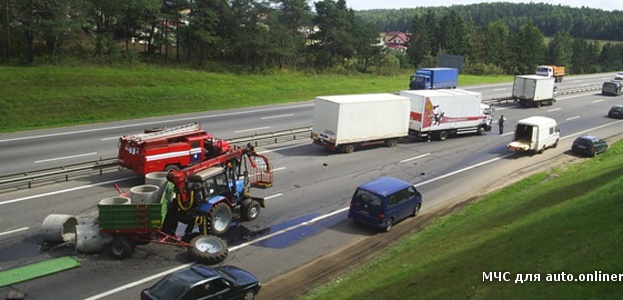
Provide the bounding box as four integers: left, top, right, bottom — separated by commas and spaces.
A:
0, 127, 313, 190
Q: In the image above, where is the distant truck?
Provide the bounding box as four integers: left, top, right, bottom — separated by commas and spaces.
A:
535, 65, 565, 82
399, 89, 493, 141
311, 93, 410, 153
512, 75, 557, 107
507, 116, 560, 154
409, 67, 458, 90
118, 122, 230, 174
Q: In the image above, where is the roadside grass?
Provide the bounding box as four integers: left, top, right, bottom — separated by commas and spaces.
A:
0, 66, 512, 133
303, 142, 623, 300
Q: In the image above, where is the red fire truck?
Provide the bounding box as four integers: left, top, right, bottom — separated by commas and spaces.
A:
118, 122, 230, 175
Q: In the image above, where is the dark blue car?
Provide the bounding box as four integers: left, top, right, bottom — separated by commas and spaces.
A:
348, 177, 423, 232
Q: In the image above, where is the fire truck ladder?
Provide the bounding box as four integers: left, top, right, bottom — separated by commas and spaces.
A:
126, 122, 202, 142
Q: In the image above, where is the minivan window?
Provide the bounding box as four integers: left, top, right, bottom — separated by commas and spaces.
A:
354, 189, 382, 207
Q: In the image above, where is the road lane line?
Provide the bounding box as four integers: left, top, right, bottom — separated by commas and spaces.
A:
261, 114, 294, 120
492, 88, 507, 91
547, 108, 561, 112
271, 167, 286, 172
234, 127, 270, 133
0, 227, 29, 237
593, 99, 603, 103
0, 176, 139, 206
100, 137, 120, 141
264, 193, 283, 200
34, 152, 98, 163
566, 116, 581, 120
400, 153, 431, 163
0, 104, 313, 143
260, 143, 309, 153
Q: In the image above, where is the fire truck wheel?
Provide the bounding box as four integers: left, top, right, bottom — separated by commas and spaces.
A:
242, 199, 261, 221
164, 165, 180, 172
190, 235, 228, 265
208, 202, 232, 236
109, 236, 135, 259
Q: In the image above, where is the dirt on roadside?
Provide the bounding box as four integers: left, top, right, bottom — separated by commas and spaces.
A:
257, 132, 622, 300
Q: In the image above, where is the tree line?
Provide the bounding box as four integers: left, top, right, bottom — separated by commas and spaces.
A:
1, 0, 622, 75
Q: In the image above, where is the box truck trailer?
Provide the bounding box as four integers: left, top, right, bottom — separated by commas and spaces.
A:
311, 93, 410, 153
409, 68, 459, 90
512, 75, 557, 107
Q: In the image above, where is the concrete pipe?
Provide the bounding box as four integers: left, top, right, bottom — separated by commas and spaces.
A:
98, 196, 131, 205
41, 214, 78, 243
130, 184, 160, 204
145, 172, 168, 200
75, 223, 103, 253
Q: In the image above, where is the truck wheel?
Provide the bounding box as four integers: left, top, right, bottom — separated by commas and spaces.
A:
241, 199, 261, 221
208, 202, 232, 236
164, 165, 179, 172
437, 131, 448, 141
109, 236, 135, 259
341, 144, 355, 154
190, 235, 228, 265
385, 139, 398, 148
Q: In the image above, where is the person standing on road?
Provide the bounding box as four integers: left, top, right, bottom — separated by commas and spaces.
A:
499, 115, 506, 134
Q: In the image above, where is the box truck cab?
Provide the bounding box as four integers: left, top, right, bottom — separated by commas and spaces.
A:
348, 177, 422, 232
507, 116, 560, 154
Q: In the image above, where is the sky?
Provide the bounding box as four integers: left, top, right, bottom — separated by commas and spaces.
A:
343, 0, 623, 12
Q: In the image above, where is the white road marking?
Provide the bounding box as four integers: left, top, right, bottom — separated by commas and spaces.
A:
593, 99, 603, 103
234, 127, 270, 133
571, 80, 582, 83
501, 132, 514, 137
0, 104, 313, 143
579, 83, 591, 86
492, 88, 507, 91
261, 114, 293, 120
547, 108, 561, 112
264, 193, 283, 200
271, 167, 286, 172
566, 116, 581, 121
0, 227, 29, 237
400, 153, 431, 163
259, 143, 309, 153
100, 137, 120, 141
34, 152, 98, 163
0, 176, 139, 206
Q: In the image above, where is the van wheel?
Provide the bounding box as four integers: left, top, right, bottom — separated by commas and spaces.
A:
411, 204, 421, 217
384, 218, 394, 232
553, 139, 559, 148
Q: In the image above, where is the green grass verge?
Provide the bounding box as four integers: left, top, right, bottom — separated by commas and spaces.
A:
0, 66, 512, 133
0, 256, 80, 288
303, 141, 623, 299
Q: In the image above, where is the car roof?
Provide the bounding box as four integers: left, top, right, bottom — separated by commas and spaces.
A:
358, 177, 412, 197
171, 265, 220, 284
576, 135, 602, 142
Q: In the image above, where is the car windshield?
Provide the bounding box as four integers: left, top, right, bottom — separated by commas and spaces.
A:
149, 277, 188, 299
613, 106, 623, 112
353, 189, 382, 207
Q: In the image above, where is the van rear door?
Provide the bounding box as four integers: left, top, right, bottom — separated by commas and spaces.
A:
349, 188, 384, 226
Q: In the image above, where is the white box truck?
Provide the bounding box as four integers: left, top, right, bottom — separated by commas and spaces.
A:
512, 75, 557, 107
507, 116, 560, 154
311, 93, 410, 153
399, 89, 493, 141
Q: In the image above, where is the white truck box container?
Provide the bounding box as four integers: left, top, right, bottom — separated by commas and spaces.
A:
507, 116, 560, 154
311, 93, 410, 153
399, 89, 493, 141
512, 75, 557, 107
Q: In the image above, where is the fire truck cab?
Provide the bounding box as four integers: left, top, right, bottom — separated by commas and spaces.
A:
118, 123, 230, 175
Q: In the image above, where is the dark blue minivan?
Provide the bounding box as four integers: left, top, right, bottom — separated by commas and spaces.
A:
348, 177, 423, 232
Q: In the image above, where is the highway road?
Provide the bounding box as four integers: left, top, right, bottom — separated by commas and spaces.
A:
0, 72, 622, 299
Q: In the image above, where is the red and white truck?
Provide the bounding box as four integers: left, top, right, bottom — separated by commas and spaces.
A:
399, 89, 494, 141
118, 122, 230, 175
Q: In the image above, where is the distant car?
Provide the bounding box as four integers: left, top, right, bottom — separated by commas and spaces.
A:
571, 135, 608, 157
602, 80, 623, 96
608, 105, 623, 119
141, 265, 261, 300
615, 72, 623, 80
348, 177, 422, 232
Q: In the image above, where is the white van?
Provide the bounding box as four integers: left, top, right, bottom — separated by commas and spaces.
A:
507, 116, 560, 154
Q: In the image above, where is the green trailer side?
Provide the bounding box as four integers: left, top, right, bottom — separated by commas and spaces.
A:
98, 183, 173, 232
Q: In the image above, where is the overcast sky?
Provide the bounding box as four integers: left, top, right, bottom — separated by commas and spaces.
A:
343, 0, 623, 12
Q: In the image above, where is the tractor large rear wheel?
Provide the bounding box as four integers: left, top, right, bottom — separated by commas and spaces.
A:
189, 235, 228, 265
208, 202, 232, 236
